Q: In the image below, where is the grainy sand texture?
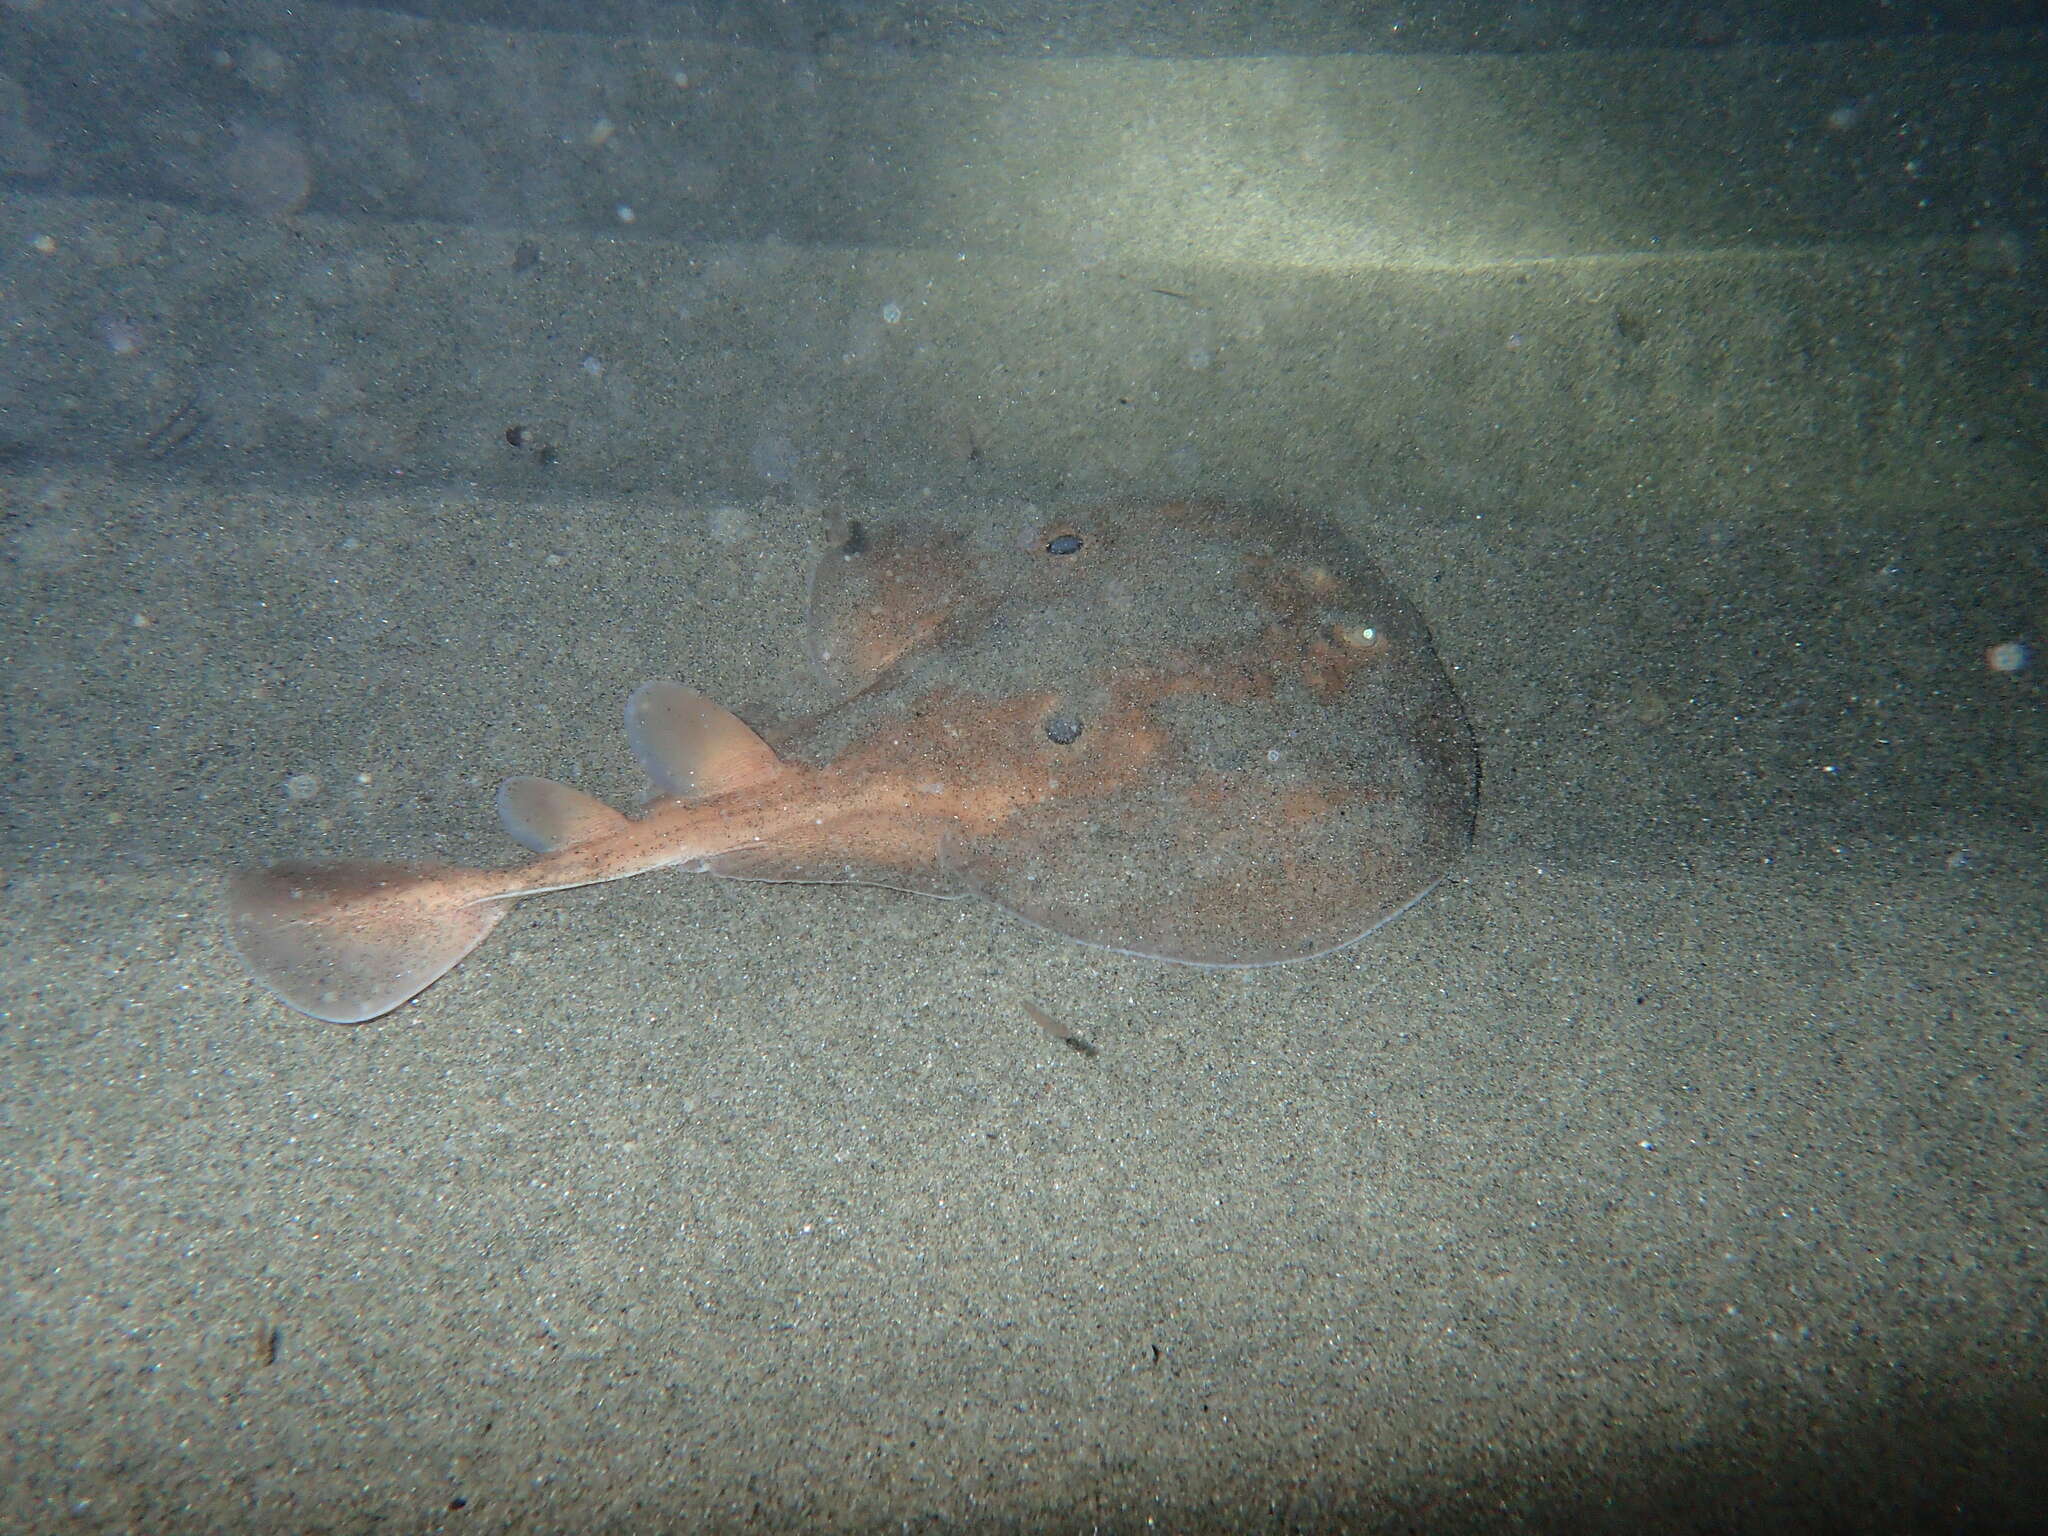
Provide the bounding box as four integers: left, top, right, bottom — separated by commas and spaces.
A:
2, 2, 2044, 1532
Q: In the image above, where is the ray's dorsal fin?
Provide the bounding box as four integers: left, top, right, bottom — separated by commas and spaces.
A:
495, 776, 629, 853
625, 680, 784, 799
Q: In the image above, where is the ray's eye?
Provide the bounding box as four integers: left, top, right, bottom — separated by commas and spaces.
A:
1332, 617, 1389, 654
1045, 713, 1083, 744
1045, 533, 1084, 556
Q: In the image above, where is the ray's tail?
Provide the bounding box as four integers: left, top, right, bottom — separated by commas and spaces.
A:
227, 681, 787, 1023
226, 860, 513, 1024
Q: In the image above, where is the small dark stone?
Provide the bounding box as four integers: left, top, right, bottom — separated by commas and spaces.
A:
1045, 533, 1084, 556
1045, 714, 1083, 744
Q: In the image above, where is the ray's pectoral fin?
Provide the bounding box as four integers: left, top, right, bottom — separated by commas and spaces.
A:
227, 861, 513, 1025
625, 680, 784, 798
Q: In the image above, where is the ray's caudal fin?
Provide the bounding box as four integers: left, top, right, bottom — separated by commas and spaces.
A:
226, 860, 513, 1024
227, 682, 783, 1024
